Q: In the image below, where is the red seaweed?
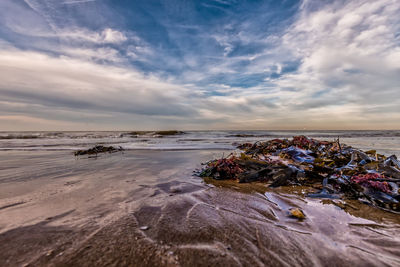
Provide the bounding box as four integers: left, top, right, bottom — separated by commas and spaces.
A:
351, 173, 391, 193
199, 136, 400, 212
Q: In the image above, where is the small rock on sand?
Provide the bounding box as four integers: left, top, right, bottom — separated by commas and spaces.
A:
288, 208, 306, 219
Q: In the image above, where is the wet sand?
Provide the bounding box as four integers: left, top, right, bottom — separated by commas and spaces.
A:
0, 150, 399, 266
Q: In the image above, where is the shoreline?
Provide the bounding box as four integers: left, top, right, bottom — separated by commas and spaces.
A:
0, 150, 399, 266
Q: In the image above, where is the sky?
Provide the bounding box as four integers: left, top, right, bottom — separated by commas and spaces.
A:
0, 0, 399, 131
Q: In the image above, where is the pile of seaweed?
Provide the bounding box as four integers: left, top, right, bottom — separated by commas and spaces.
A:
74, 145, 124, 156
200, 136, 400, 213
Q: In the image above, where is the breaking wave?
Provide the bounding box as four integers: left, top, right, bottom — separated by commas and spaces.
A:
0, 130, 399, 155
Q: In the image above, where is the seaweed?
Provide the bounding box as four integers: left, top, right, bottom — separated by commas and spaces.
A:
199, 136, 400, 213
74, 145, 124, 156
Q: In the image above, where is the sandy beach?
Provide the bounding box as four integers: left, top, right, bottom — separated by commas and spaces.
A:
1, 0, 400, 265
1, 149, 399, 266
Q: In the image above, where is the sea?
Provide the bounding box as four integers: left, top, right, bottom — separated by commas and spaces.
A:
1, 130, 399, 156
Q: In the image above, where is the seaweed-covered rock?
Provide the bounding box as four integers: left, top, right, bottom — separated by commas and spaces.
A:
74, 145, 124, 156
154, 130, 184, 136
199, 136, 400, 213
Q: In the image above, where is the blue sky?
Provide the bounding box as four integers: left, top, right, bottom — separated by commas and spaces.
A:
0, 0, 399, 130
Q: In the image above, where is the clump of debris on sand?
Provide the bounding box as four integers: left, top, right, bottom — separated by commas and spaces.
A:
199, 136, 400, 213
74, 145, 124, 156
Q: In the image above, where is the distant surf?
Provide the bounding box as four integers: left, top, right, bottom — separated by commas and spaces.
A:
0, 130, 399, 155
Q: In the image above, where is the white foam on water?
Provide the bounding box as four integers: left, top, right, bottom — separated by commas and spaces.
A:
0, 131, 399, 155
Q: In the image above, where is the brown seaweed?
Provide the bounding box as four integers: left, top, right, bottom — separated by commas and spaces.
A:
74, 145, 124, 156
199, 136, 400, 213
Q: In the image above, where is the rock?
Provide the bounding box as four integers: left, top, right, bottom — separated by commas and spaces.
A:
199, 136, 400, 213
288, 208, 306, 219
154, 130, 184, 136
74, 145, 124, 156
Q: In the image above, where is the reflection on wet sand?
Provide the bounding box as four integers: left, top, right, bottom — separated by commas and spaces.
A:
0, 150, 399, 266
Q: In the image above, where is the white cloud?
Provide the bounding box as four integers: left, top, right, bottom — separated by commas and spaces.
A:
0, 47, 294, 130
5, 19, 127, 45
60, 47, 123, 62
56, 28, 127, 44
212, 34, 234, 57
0, 48, 198, 130
99, 28, 127, 43
269, 0, 400, 129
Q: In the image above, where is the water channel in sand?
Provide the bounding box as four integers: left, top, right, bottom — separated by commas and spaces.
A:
0, 149, 399, 266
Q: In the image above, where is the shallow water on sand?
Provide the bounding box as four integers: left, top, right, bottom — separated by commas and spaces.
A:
1, 130, 400, 156
0, 149, 399, 266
